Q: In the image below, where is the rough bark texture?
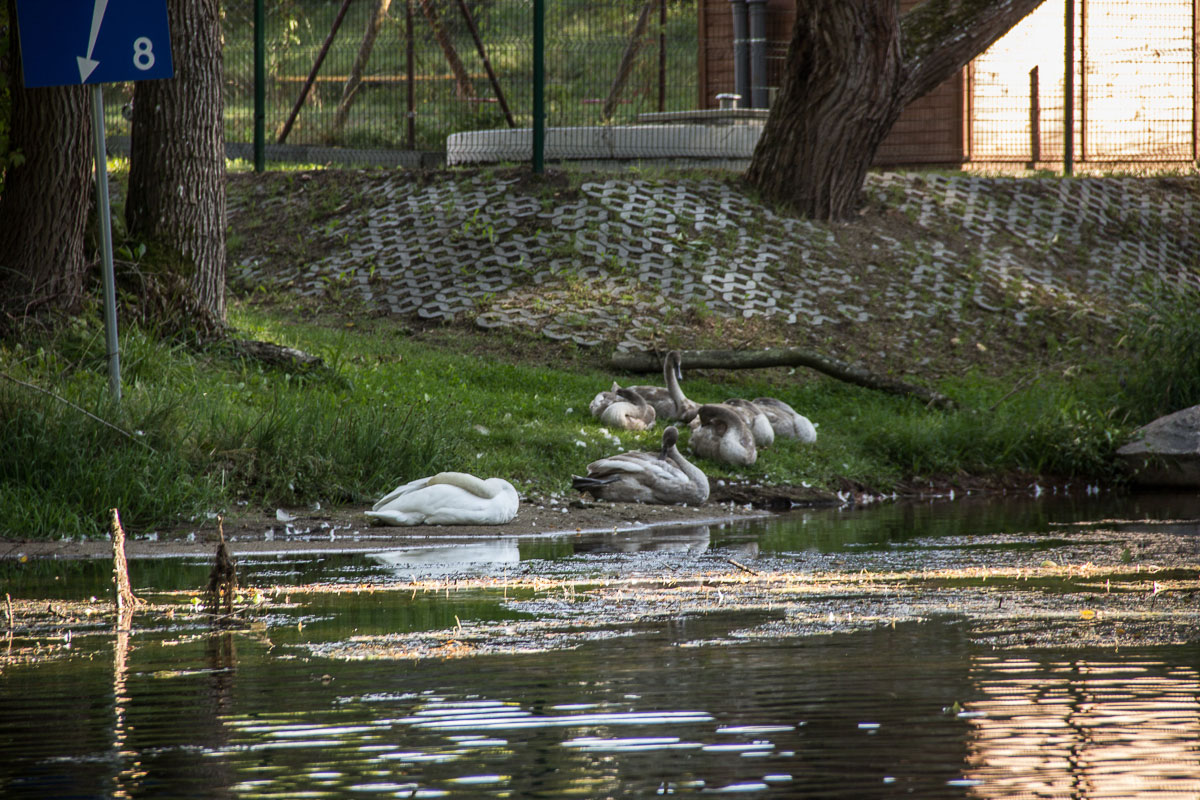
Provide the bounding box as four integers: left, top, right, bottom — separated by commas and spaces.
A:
745, 0, 905, 220
611, 347, 956, 410
0, 35, 92, 328
746, 0, 1046, 220
126, 0, 226, 332
899, 0, 1048, 105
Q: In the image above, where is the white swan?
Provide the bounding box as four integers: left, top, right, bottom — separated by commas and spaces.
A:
753, 396, 817, 443
572, 426, 709, 505
690, 403, 757, 466
590, 385, 657, 431
628, 351, 701, 423
366, 472, 519, 526
722, 398, 775, 448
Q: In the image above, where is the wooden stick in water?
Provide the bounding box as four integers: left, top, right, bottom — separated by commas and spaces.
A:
110, 508, 141, 611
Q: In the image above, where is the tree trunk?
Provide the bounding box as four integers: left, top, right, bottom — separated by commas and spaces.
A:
332, 0, 393, 138
125, 0, 226, 334
0, 34, 92, 328
745, 0, 903, 220
602, 0, 658, 121
745, 0, 1047, 221
419, 0, 476, 99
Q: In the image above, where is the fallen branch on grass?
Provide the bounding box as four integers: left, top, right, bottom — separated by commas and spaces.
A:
1, 372, 156, 451
610, 347, 956, 410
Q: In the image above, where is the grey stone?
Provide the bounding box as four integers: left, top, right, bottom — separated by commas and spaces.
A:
1116, 405, 1200, 487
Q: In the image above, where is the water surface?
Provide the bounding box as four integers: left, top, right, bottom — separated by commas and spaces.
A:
2, 491, 1198, 798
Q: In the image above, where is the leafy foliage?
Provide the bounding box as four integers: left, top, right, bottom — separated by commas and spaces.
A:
1113, 284, 1200, 424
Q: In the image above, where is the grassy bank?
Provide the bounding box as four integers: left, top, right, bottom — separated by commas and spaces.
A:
3, 164, 1198, 539
1, 291, 1186, 539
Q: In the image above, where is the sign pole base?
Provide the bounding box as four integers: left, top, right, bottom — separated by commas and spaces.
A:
90, 84, 121, 404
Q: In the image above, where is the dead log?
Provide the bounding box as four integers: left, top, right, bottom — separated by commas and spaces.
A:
278, 0, 355, 144
231, 338, 325, 371
419, 0, 476, 99
610, 347, 956, 410
454, 0, 514, 126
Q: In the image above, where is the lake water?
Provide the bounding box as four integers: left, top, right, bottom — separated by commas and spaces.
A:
2, 491, 1198, 798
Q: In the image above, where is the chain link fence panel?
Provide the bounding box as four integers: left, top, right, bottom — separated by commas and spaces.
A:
99, 0, 1197, 169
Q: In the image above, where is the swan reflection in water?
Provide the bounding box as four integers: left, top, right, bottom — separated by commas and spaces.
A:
571, 523, 712, 555
367, 541, 521, 577
367, 524, 757, 572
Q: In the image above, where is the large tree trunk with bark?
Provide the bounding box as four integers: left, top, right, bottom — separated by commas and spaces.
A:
745, 0, 1046, 221
745, 0, 903, 221
126, 0, 226, 335
0, 38, 93, 329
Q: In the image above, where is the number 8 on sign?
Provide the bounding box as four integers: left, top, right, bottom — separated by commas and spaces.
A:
133, 37, 155, 71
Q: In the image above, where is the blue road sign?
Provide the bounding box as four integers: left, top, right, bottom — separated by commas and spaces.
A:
15, 0, 174, 88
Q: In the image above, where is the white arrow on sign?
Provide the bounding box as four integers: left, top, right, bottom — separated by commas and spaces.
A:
76, 0, 111, 82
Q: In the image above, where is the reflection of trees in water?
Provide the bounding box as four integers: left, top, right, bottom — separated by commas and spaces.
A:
110, 607, 140, 799
108, 610, 244, 797
755, 493, 1200, 555
964, 654, 1200, 798
394, 616, 980, 795
206, 630, 239, 714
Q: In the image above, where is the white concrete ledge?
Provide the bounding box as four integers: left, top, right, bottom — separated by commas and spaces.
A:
446, 123, 764, 166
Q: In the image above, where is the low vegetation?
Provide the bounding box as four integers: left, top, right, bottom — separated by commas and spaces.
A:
0, 287, 1191, 538
1, 164, 1196, 538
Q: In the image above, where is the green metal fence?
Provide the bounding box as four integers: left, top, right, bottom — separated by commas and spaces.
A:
212, 0, 703, 164
98, 0, 1199, 170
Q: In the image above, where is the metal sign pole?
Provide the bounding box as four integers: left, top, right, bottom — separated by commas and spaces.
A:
89, 83, 122, 403
15, 0, 173, 403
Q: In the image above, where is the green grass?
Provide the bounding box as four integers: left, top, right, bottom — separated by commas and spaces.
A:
0, 293, 1156, 539
1111, 284, 1200, 424
15, 156, 1195, 538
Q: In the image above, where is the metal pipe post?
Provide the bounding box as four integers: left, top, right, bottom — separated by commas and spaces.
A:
1028, 66, 1040, 165
1063, 0, 1074, 175
254, 0, 265, 170
729, 0, 749, 107
658, 0, 666, 112
406, 0, 415, 149
89, 85, 121, 403
746, 0, 767, 108
532, 0, 544, 173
